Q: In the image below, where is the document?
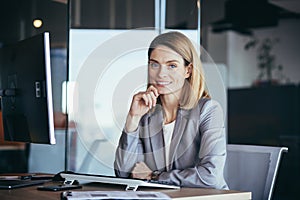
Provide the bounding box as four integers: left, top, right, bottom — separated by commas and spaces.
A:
61, 191, 171, 199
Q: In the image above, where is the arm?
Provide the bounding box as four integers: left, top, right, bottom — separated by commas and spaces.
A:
114, 86, 159, 177
114, 128, 143, 178
157, 100, 228, 189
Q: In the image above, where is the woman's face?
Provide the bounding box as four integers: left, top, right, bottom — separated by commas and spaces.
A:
148, 45, 191, 95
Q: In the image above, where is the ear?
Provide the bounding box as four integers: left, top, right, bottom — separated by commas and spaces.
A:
185, 63, 192, 78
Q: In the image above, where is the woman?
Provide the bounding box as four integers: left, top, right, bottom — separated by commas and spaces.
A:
114, 31, 228, 189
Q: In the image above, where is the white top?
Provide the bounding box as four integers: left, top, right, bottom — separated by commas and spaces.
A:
162, 120, 176, 171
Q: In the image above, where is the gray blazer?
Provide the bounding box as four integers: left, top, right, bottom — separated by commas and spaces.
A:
114, 98, 228, 190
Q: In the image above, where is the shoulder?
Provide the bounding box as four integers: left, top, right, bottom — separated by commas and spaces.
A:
197, 98, 224, 128
181, 98, 223, 122
195, 98, 223, 114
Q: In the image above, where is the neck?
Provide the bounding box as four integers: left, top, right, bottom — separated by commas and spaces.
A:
160, 92, 180, 124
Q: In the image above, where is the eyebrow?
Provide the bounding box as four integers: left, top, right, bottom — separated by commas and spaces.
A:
149, 58, 180, 64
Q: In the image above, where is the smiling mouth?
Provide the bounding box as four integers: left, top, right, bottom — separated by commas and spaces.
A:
156, 81, 171, 86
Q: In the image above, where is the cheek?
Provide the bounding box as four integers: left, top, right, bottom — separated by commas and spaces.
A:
176, 78, 186, 87
173, 71, 187, 82
148, 70, 156, 82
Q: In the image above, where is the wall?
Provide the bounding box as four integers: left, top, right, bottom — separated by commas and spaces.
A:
207, 19, 300, 88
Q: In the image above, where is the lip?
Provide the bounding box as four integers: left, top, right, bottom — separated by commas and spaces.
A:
156, 81, 171, 87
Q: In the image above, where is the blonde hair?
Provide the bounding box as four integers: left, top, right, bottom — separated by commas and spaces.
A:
148, 31, 209, 109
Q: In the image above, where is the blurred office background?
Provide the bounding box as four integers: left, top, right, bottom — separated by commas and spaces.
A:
0, 0, 299, 199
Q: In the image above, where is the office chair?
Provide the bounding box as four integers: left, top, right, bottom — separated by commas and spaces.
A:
224, 144, 288, 200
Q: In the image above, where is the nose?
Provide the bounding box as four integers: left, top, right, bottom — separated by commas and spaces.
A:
157, 65, 168, 77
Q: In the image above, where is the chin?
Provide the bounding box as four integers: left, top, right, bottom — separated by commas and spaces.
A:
157, 89, 174, 95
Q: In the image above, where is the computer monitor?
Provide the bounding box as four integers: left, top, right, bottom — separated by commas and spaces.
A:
0, 32, 55, 144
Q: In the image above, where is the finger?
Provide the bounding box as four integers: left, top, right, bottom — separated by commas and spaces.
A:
141, 93, 149, 106
133, 162, 143, 172
148, 85, 159, 97
135, 162, 148, 171
131, 173, 138, 179
142, 93, 153, 109
149, 92, 157, 107
131, 165, 141, 178
146, 93, 153, 109
133, 92, 144, 102
131, 167, 138, 175
147, 85, 159, 97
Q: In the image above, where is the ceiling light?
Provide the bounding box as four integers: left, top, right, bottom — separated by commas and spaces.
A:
33, 19, 43, 29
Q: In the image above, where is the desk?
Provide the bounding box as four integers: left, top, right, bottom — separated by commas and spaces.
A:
0, 181, 251, 200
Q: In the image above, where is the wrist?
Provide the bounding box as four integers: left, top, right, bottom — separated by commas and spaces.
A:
125, 114, 141, 132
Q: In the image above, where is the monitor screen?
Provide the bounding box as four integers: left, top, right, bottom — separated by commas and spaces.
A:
0, 32, 55, 144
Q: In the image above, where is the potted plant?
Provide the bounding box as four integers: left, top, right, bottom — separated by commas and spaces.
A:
244, 37, 283, 86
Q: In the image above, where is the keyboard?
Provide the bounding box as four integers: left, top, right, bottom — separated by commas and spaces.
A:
60, 172, 180, 191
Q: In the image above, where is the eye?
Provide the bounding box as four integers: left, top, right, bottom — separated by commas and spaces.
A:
149, 62, 160, 68
169, 64, 177, 69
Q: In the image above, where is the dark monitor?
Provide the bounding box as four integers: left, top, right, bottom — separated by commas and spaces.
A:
0, 32, 55, 144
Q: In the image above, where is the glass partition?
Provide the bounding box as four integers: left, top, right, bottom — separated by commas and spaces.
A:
67, 0, 227, 176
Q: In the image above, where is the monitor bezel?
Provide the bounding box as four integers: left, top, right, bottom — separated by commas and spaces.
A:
0, 32, 56, 145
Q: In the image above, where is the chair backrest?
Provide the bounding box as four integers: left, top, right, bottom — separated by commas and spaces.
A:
224, 144, 288, 200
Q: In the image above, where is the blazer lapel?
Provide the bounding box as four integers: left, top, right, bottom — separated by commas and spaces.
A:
168, 109, 190, 168
148, 106, 166, 171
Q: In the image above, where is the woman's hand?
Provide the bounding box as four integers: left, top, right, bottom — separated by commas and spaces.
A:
125, 85, 159, 132
129, 85, 159, 116
131, 162, 152, 180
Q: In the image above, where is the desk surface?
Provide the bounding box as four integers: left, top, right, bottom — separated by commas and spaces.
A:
0, 181, 251, 200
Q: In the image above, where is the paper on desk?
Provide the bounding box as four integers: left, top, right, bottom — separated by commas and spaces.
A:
62, 191, 171, 199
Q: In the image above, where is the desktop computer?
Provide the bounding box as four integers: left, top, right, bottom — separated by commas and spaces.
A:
0, 32, 55, 188
0, 32, 55, 145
